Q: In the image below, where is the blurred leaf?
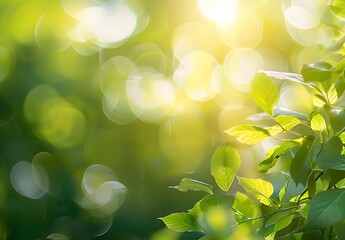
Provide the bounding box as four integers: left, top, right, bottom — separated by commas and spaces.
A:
170, 178, 213, 194
211, 145, 241, 192
233, 192, 262, 230
150, 228, 181, 240
331, 0, 345, 18
333, 222, 345, 240
199, 194, 234, 213
251, 73, 279, 116
159, 213, 200, 232
301, 230, 322, 240
225, 125, 270, 145
258, 141, 301, 173
307, 189, 345, 229
291, 139, 321, 186
237, 177, 273, 206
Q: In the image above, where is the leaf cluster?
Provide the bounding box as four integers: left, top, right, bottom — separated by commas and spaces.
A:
159, 4, 345, 239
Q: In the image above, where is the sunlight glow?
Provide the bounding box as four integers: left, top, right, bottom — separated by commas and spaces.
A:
127, 70, 176, 123
197, 0, 238, 25
174, 51, 223, 102
224, 48, 263, 91
10, 161, 49, 199
76, 3, 137, 46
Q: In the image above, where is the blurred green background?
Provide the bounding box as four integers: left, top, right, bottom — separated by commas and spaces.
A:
0, 0, 344, 239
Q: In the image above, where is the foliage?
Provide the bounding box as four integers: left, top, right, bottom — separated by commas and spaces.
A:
160, 6, 345, 239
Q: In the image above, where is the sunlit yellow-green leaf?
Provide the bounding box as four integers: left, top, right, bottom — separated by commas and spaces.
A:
211, 145, 241, 191
171, 178, 213, 194
251, 74, 279, 116
159, 213, 199, 232
310, 114, 326, 132
225, 125, 270, 145
275, 115, 301, 131
258, 141, 301, 173
331, 0, 345, 18
327, 84, 338, 104
237, 177, 274, 206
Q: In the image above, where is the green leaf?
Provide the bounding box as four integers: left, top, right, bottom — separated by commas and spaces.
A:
301, 230, 322, 240
251, 73, 279, 116
327, 84, 338, 104
307, 189, 345, 229
196, 194, 235, 234
307, 173, 316, 198
301, 60, 333, 83
258, 141, 301, 173
310, 114, 326, 132
331, 0, 345, 18
171, 178, 213, 194
275, 115, 301, 131
291, 139, 321, 186
333, 222, 345, 240
316, 136, 345, 171
272, 213, 294, 233
269, 115, 301, 135
237, 177, 273, 206
279, 180, 290, 203
260, 71, 317, 90
211, 145, 241, 191
159, 213, 200, 232
199, 194, 234, 213
225, 125, 270, 145
274, 217, 305, 239
232, 192, 262, 230
329, 109, 345, 134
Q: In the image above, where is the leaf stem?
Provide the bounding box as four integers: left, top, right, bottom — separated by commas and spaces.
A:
231, 205, 298, 228
297, 171, 323, 205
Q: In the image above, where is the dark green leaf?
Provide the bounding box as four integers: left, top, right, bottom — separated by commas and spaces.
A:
159, 213, 200, 232
301, 230, 322, 240
333, 222, 345, 240
291, 139, 321, 186
316, 136, 345, 171
258, 141, 301, 173
307, 172, 316, 198
171, 178, 213, 194
274, 217, 305, 239
211, 144, 241, 191
251, 73, 279, 116
307, 189, 345, 229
